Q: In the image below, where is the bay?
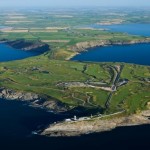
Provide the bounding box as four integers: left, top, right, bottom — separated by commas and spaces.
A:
71, 43, 150, 66
0, 44, 40, 62
92, 23, 150, 37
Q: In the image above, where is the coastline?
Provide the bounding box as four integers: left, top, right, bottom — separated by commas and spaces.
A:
66, 39, 150, 60
65, 52, 79, 61
0, 39, 50, 53
41, 110, 150, 137
0, 87, 69, 113
0, 38, 150, 138
2, 87, 150, 138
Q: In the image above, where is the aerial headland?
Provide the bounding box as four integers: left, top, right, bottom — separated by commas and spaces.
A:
0, 7, 150, 138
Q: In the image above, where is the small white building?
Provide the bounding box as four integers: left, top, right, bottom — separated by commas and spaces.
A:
65, 119, 72, 122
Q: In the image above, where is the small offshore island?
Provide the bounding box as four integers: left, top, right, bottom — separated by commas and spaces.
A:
0, 7, 150, 139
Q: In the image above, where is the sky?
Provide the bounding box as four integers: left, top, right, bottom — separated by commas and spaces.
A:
0, 0, 150, 8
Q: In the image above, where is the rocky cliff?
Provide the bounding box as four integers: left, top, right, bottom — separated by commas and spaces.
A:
71, 39, 150, 52
0, 39, 50, 53
0, 87, 68, 113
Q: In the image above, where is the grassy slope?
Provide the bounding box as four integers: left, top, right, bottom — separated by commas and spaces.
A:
0, 56, 149, 114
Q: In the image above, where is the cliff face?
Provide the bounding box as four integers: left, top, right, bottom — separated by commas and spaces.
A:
71, 39, 150, 52
0, 87, 68, 113
0, 39, 50, 53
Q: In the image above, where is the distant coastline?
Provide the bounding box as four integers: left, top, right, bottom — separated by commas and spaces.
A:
0, 39, 50, 53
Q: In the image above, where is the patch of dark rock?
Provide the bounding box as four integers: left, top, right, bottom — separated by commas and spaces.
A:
2, 39, 50, 53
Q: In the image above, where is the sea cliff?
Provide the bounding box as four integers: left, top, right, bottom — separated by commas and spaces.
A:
71, 39, 150, 52
0, 39, 50, 53
0, 87, 68, 113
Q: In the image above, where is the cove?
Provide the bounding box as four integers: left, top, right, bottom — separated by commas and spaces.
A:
71, 43, 150, 66
0, 44, 41, 62
0, 99, 68, 138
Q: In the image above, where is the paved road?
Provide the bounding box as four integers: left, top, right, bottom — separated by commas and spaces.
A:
105, 65, 124, 109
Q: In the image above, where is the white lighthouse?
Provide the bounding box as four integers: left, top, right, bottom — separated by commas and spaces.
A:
74, 115, 77, 121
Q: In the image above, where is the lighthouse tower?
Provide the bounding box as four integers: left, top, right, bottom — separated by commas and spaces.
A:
74, 115, 77, 121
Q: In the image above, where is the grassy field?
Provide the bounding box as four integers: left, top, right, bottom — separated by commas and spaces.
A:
0, 55, 149, 114
0, 8, 150, 115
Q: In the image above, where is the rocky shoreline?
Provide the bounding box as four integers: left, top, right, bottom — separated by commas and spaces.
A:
0, 87, 69, 113
71, 39, 150, 52
0, 39, 50, 53
0, 88, 150, 138
66, 38, 150, 60
41, 110, 150, 137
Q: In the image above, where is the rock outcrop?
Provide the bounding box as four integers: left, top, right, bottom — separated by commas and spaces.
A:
0, 39, 50, 53
0, 87, 40, 101
71, 39, 150, 52
0, 87, 68, 113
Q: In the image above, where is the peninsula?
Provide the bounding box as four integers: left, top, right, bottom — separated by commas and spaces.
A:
0, 7, 150, 137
